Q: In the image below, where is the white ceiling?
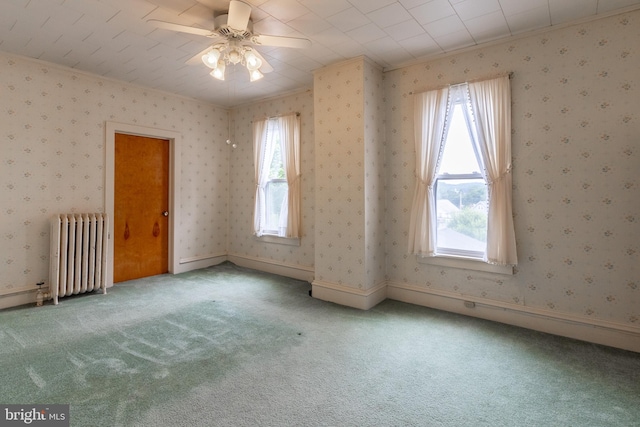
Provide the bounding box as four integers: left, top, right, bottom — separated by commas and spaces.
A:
1, 0, 639, 107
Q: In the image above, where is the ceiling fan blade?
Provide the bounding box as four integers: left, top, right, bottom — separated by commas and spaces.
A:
252, 50, 273, 73
252, 34, 311, 49
227, 1, 252, 32
148, 19, 218, 38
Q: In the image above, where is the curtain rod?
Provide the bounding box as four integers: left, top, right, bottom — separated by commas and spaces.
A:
409, 71, 513, 95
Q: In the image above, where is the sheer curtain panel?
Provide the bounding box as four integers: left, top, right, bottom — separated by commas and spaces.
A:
278, 113, 301, 238
408, 87, 450, 256
253, 119, 273, 236
467, 76, 518, 265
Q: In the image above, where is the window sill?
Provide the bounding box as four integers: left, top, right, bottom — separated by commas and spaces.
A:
254, 235, 301, 247
417, 254, 514, 275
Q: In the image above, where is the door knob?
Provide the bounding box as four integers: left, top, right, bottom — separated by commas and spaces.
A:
162, 211, 169, 217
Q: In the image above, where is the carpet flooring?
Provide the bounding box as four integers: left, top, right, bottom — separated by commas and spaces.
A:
1, 262, 639, 426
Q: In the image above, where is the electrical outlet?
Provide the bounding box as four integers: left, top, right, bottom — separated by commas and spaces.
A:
464, 300, 475, 308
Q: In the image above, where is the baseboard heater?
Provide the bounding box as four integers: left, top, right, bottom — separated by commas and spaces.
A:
49, 213, 109, 304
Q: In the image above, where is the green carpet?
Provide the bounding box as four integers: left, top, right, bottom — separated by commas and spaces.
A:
1, 262, 638, 426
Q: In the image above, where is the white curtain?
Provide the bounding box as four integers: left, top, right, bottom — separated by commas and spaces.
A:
407, 87, 450, 256
467, 76, 518, 265
278, 113, 301, 238
253, 118, 275, 236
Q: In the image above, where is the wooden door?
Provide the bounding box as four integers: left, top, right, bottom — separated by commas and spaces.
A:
114, 134, 169, 283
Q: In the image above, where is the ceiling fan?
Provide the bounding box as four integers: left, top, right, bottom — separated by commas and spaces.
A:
148, 0, 312, 82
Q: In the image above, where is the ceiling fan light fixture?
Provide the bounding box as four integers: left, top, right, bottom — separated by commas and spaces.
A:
249, 69, 264, 82
244, 50, 262, 71
151, 0, 312, 84
202, 48, 221, 68
227, 47, 243, 64
210, 60, 226, 80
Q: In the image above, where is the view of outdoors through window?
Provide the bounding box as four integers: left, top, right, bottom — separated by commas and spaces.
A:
264, 126, 287, 234
435, 101, 488, 256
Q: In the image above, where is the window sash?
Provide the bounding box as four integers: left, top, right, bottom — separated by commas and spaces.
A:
434, 176, 488, 260
436, 246, 485, 259
440, 98, 484, 177
435, 172, 483, 180
263, 178, 287, 235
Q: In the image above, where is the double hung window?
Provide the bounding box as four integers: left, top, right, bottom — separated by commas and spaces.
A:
408, 75, 517, 266
253, 113, 301, 239
435, 92, 488, 259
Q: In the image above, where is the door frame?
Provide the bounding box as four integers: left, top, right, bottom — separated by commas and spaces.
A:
105, 121, 181, 287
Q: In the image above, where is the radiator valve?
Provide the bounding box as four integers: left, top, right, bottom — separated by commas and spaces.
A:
35, 282, 45, 307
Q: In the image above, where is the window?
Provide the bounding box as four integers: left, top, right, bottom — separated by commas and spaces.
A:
253, 113, 301, 239
408, 75, 517, 267
263, 130, 287, 234
435, 95, 488, 259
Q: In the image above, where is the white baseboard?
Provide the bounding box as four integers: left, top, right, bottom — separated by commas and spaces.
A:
227, 253, 314, 282
387, 281, 640, 353
0, 290, 37, 310
175, 253, 228, 274
311, 279, 387, 310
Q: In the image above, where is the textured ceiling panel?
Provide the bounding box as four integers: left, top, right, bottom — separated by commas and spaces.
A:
0, 0, 638, 107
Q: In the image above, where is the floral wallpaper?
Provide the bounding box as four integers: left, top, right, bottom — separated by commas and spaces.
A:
314, 57, 386, 292
314, 58, 365, 289
227, 91, 315, 271
1, 7, 637, 335
384, 10, 639, 326
0, 53, 229, 295
363, 60, 386, 290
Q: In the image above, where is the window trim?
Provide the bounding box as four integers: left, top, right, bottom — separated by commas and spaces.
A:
254, 235, 300, 246
417, 254, 514, 275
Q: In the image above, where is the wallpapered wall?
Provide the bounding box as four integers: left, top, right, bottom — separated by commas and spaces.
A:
314, 58, 373, 290
0, 53, 229, 295
1, 8, 637, 334
314, 57, 386, 292
227, 91, 315, 271
384, 11, 639, 327
363, 60, 386, 290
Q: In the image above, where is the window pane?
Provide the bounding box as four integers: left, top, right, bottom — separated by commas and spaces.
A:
268, 129, 285, 180
438, 103, 481, 175
436, 178, 487, 255
263, 119, 287, 234
264, 179, 287, 233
